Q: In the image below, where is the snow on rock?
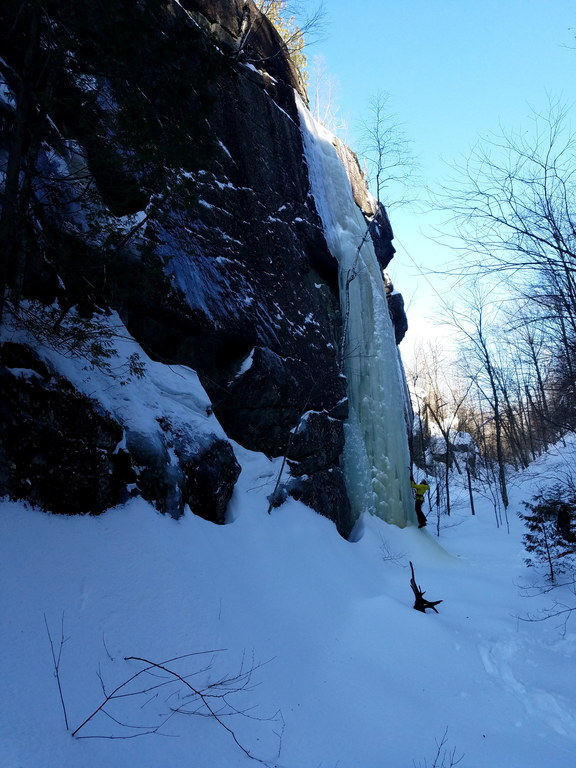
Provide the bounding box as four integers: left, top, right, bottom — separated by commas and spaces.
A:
1, 308, 239, 521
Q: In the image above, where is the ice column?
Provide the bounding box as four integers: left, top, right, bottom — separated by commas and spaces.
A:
297, 96, 416, 527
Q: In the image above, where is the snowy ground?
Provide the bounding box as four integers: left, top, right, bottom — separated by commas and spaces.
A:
2, 435, 576, 768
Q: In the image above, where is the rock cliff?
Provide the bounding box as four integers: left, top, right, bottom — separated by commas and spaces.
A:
0, 0, 401, 536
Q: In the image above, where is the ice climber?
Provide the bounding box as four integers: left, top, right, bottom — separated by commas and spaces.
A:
410, 476, 430, 528
384, 273, 408, 344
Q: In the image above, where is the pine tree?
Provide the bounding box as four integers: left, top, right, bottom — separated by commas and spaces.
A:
520, 487, 576, 581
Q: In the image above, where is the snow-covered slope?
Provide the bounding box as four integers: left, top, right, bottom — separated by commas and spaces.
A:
2, 438, 576, 768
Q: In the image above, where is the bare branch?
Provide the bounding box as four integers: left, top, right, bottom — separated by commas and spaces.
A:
44, 613, 70, 731
358, 91, 419, 208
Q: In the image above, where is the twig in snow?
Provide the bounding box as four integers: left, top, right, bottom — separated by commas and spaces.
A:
44, 613, 70, 731
124, 656, 273, 764
413, 726, 464, 768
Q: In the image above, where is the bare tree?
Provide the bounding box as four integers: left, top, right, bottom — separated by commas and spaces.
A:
358, 91, 418, 208
437, 103, 576, 435
238, 0, 326, 85
442, 283, 510, 510
440, 102, 576, 279
308, 54, 346, 134
408, 340, 475, 517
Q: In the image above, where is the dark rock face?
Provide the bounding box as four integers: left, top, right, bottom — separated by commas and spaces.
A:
286, 469, 353, 538
369, 204, 397, 270
285, 410, 353, 536
180, 439, 241, 524
388, 293, 408, 344
0, 343, 130, 515
0, 342, 241, 520
334, 139, 396, 269
0, 0, 396, 536
216, 348, 346, 455
286, 410, 345, 476
130, 418, 241, 523
383, 274, 408, 345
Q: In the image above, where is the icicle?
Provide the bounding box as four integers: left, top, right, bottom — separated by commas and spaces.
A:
296, 94, 416, 527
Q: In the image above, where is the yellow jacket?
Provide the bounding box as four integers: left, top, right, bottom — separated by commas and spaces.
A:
411, 481, 430, 501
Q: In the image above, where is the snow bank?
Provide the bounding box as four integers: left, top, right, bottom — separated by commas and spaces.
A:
2, 440, 576, 767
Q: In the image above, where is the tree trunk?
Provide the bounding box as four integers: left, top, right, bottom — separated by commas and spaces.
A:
466, 464, 476, 515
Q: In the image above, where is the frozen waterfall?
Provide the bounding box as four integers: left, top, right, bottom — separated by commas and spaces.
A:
297, 96, 416, 528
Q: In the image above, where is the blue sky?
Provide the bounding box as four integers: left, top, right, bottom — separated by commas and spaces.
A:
304, 0, 575, 347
